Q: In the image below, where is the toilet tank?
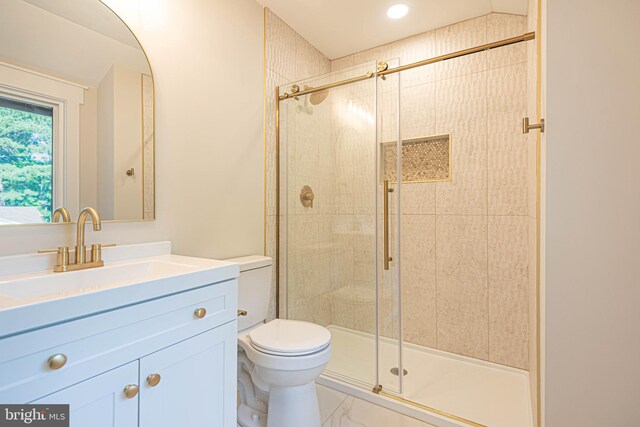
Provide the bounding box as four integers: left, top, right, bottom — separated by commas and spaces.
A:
225, 255, 272, 332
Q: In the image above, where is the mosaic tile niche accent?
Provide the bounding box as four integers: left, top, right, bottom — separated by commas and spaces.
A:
381, 134, 451, 183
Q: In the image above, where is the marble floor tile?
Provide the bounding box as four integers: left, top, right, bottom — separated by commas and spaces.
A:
317, 384, 349, 424
321, 395, 435, 427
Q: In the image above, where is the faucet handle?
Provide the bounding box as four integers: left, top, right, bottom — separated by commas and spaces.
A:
90, 243, 116, 263
38, 247, 70, 269
38, 247, 63, 254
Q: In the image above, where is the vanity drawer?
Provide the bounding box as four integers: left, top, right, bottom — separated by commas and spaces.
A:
0, 279, 237, 403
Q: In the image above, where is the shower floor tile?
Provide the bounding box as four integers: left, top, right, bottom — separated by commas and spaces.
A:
321, 326, 533, 427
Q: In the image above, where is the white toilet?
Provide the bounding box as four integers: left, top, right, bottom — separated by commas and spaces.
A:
228, 256, 331, 427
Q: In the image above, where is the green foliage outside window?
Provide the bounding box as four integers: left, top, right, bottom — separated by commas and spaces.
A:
0, 105, 53, 222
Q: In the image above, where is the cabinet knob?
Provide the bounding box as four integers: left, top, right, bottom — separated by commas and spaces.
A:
124, 384, 139, 399
47, 354, 67, 370
147, 373, 161, 387
193, 308, 207, 319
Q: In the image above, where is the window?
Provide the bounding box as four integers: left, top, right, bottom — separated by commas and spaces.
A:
0, 96, 54, 223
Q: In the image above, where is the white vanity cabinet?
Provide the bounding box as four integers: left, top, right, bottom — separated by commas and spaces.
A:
33, 361, 140, 427
139, 325, 235, 427
0, 275, 238, 427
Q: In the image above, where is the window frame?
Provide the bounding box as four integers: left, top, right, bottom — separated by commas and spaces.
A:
0, 60, 85, 221
0, 90, 61, 217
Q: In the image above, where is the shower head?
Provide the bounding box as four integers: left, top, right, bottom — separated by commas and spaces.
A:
294, 85, 327, 114
309, 89, 329, 105
301, 84, 329, 106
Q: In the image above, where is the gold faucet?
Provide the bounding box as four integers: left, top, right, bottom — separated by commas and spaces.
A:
75, 207, 101, 264
38, 207, 115, 272
52, 207, 71, 223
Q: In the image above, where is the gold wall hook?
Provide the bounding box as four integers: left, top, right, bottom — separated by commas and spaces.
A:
523, 117, 545, 134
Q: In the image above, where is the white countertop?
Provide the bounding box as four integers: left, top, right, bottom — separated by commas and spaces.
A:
0, 242, 239, 337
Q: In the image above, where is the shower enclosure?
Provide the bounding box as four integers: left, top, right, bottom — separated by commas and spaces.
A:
273, 29, 539, 427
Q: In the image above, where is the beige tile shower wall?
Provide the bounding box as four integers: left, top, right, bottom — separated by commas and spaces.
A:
331, 13, 531, 369
329, 78, 378, 335
264, 9, 331, 322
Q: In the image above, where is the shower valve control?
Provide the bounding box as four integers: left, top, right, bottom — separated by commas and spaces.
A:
300, 185, 314, 208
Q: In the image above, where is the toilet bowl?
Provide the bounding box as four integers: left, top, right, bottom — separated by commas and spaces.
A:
227, 256, 331, 427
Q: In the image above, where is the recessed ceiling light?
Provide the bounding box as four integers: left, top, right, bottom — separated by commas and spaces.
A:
387, 4, 409, 19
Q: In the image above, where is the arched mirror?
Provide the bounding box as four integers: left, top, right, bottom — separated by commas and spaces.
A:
0, 0, 154, 224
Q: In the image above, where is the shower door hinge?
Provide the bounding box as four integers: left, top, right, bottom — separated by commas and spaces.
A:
522, 117, 545, 134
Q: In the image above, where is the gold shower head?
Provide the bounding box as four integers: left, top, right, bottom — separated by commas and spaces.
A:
309, 89, 329, 105
302, 84, 329, 105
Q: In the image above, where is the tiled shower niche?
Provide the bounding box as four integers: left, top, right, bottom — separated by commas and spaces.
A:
380, 134, 451, 183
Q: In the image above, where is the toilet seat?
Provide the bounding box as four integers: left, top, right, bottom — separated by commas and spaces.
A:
249, 319, 331, 357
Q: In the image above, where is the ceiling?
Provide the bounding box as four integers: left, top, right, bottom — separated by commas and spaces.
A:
257, 0, 528, 59
1, 0, 150, 86
24, 0, 141, 49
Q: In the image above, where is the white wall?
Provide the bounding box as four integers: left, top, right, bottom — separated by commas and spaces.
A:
0, 0, 264, 260
545, 0, 640, 425
80, 87, 98, 209
97, 67, 116, 219
112, 64, 143, 220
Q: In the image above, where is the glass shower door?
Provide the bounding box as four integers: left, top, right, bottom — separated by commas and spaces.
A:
280, 61, 380, 389
375, 58, 403, 394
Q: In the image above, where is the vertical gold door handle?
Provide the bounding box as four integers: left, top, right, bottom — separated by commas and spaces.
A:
383, 180, 394, 270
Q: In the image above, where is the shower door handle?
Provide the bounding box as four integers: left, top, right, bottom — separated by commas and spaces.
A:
383, 180, 394, 270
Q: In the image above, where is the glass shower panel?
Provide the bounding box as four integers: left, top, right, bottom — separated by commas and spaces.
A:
375, 58, 403, 394
280, 62, 379, 389
393, 44, 531, 426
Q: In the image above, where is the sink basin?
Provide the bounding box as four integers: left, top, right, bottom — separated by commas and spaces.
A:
0, 244, 239, 338
0, 259, 200, 301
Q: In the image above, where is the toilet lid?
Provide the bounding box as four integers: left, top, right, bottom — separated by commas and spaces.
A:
249, 319, 331, 356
